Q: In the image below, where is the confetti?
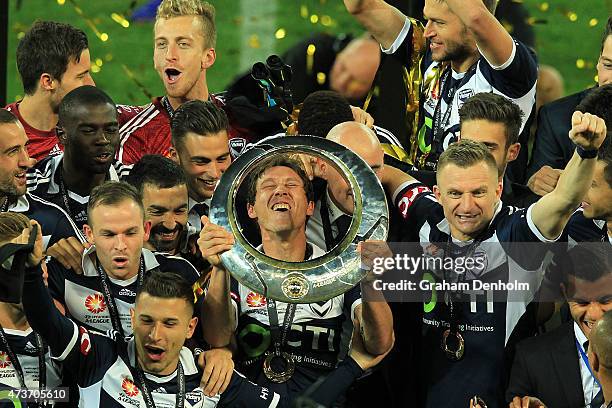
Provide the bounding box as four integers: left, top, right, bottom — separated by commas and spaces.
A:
249, 34, 260, 49
275, 28, 286, 39
575, 59, 585, 69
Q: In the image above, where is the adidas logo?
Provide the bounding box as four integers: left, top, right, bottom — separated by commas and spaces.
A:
152, 387, 166, 394
118, 288, 136, 297
74, 211, 88, 222
49, 145, 62, 156
24, 342, 37, 353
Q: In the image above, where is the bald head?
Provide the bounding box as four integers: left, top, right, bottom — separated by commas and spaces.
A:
322, 122, 384, 214
327, 122, 384, 175
591, 310, 612, 372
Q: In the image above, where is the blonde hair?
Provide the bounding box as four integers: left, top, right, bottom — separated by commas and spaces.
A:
0, 212, 30, 243
437, 140, 497, 175
156, 0, 217, 48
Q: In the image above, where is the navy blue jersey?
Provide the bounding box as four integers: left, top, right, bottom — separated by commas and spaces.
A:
26, 154, 132, 231
565, 209, 610, 244
47, 248, 199, 335
393, 180, 553, 407
386, 18, 537, 170
0, 328, 63, 407
230, 244, 362, 398
6, 193, 83, 250
23, 266, 364, 407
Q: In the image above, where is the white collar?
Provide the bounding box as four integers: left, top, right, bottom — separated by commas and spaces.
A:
46, 153, 120, 194
9, 194, 31, 212
188, 196, 211, 212
256, 242, 325, 260
81, 246, 159, 277
325, 189, 351, 225
573, 321, 588, 350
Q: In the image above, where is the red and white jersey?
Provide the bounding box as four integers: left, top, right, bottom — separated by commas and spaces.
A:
4, 101, 63, 161
116, 94, 253, 164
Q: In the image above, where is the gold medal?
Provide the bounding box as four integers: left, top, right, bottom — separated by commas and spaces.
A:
263, 351, 295, 383
441, 329, 465, 361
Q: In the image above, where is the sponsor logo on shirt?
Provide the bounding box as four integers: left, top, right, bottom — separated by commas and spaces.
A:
121, 377, 139, 397
246, 292, 266, 308
0, 352, 12, 368
85, 293, 107, 314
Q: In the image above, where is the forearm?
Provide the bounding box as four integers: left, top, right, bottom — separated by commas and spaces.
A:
445, 0, 513, 65
548, 152, 594, 212
345, 0, 406, 50
357, 288, 394, 355
532, 152, 595, 239
23, 265, 76, 357
309, 357, 364, 406
381, 165, 416, 198
201, 266, 234, 347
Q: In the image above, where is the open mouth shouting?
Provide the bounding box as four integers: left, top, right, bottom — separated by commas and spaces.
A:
165, 68, 182, 85
112, 255, 129, 269
270, 200, 292, 214
144, 344, 166, 362
14, 170, 27, 187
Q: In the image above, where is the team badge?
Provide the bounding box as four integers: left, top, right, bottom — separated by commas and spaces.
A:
229, 138, 247, 158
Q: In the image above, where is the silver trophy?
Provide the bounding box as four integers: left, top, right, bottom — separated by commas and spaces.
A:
210, 136, 389, 303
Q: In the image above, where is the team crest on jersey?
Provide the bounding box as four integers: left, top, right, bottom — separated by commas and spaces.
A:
185, 389, 204, 405
85, 293, 107, 314
246, 292, 266, 308
229, 138, 247, 158
458, 88, 475, 107
310, 300, 333, 317
121, 378, 140, 397
0, 351, 12, 368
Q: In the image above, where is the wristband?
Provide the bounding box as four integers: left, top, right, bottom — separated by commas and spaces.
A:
575, 145, 598, 159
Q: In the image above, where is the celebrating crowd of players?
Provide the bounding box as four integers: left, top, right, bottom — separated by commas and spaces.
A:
0, 0, 611, 407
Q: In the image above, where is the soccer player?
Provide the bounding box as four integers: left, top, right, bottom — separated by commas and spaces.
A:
5, 21, 94, 160
26, 86, 131, 231
20, 221, 392, 407
170, 100, 231, 232
379, 109, 607, 406
343, 0, 537, 182
0, 212, 62, 406
458, 92, 537, 207
198, 155, 394, 398
306, 121, 385, 251
126, 155, 190, 257
527, 17, 612, 193
0, 110, 82, 251
45, 181, 199, 338
117, 0, 273, 165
